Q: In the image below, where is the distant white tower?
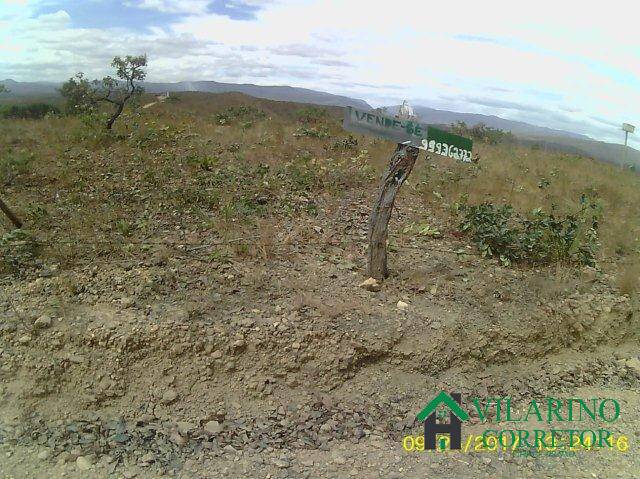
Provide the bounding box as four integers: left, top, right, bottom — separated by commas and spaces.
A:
398, 100, 416, 120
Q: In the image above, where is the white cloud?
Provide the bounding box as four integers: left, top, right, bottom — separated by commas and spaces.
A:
0, 0, 639, 146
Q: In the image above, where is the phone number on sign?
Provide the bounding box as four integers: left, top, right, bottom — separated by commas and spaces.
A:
419, 139, 472, 162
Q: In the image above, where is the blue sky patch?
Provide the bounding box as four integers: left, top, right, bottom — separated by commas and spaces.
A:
207, 1, 262, 20
34, 1, 182, 31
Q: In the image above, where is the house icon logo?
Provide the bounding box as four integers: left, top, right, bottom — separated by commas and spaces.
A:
416, 392, 469, 450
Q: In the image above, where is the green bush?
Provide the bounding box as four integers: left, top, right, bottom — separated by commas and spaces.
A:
451, 121, 514, 145
0, 229, 40, 274
330, 135, 358, 150
293, 126, 329, 138
458, 196, 601, 266
2, 103, 60, 120
296, 106, 327, 124
214, 106, 266, 125
1, 150, 34, 185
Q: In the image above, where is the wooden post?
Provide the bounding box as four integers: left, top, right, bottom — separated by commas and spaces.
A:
367, 143, 419, 279
0, 197, 22, 229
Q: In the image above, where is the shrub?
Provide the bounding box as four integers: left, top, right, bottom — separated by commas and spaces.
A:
451, 121, 514, 145
330, 135, 358, 150
458, 196, 601, 266
1, 150, 34, 185
214, 106, 266, 125
293, 126, 329, 138
2, 103, 60, 120
296, 106, 327, 124
0, 229, 40, 274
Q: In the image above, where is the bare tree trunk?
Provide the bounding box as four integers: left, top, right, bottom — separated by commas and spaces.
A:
0, 197, 22, 229
106, 102, 125, 130
367, 144, 419, 280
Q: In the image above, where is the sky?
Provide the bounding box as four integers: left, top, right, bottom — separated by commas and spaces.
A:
1, 0, 639, 147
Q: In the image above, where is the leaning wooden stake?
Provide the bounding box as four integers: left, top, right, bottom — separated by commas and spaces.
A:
367, 143, 419, 279
0, 197, 22, 229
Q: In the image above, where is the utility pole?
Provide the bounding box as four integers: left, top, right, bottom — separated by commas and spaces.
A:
622, 123, 635, 167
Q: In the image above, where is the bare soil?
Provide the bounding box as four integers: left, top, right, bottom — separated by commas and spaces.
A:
0, 94, 638, 478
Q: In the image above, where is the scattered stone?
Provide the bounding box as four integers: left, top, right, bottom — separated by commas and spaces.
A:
112, 433, 129, 443
18, 334, 32, 344
177, 421, 196, 435
138, 452, 155, 466
161, 389, 178, 404
625, 358, 640, 376
37, 449, 51, 460
121, 297, 135, 308
271, 458, 290, 468
34, 315, 52, 329
211, 350, 223, 359
204, 420, 222, 435
56, 451, 71, 465
76, 455, 94, 471
332, 454, 347, 465
359, 277, 381, 292
396, 301, 409, 312
68, 354, 85, 364
169, 431, 186, 446
223, 444, 237, 454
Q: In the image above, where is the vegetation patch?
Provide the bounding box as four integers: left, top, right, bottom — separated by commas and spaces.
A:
1, 150, 34, 186
296, 106, 328, 124
451, 121, 514, 145
0, 229, 40, 275
1, 103, 60, 120
214, 106, 266, 126
458, 196, 601, 266
293, 126, 329, 138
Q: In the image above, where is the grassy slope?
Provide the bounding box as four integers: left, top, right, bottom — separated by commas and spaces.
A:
0, 91, 638, 290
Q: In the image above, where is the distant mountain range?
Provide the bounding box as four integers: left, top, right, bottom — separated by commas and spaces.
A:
0, 79, 60, 97
408, 106, 588, 140
143, 81, 372, 109
0, 79, 371, 109
1, 79, 637, 168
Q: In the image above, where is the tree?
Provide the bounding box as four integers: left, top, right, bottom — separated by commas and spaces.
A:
0, 84, 9, 94
60, 55, 147, 130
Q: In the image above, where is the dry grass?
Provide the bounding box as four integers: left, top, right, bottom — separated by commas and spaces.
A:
1, 91, 638, 276
413, 139, 640, 264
